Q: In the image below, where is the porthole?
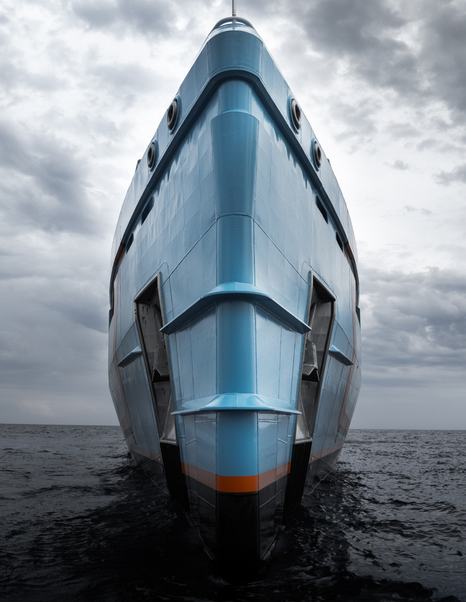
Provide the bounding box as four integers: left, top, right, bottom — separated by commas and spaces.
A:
167, 97, 179, 131
312, 138, 322, 169
147, 141, 158, 170
290, 97, 301, 131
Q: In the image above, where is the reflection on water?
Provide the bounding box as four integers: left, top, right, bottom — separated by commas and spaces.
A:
0, 425, 464, 601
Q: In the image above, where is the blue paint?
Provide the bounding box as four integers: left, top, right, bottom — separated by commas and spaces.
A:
161, 281, 310, 335
172, 393, 300, 415
117, 346, 142, 368
218, 216, 254, 284
329, 344, 354, 366
218, 301, 256, 393
108, 16, 361, 561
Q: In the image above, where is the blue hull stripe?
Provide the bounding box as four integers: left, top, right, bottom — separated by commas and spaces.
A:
161, 281, 310, 335
172, 393, 301, 415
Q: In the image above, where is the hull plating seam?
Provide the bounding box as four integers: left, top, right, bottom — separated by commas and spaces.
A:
109, 19, 361, 567
111, 67, 358, 284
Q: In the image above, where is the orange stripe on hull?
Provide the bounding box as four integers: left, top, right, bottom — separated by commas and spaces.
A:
181, 462, 291, 493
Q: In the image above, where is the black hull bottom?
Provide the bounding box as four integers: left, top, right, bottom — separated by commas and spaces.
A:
188, 473, 288, 577
129, 444, 341, 575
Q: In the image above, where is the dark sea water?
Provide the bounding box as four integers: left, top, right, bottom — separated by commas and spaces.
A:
0, 425, 464, 602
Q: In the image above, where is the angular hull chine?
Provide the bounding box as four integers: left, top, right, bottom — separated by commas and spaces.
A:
108, 16, 361, 571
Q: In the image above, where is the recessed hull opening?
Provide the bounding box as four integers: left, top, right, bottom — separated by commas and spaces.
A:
135, 275, 187, 507
285, 276, 334, 510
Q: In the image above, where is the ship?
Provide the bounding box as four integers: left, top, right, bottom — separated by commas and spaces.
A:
108, 14, 361, 572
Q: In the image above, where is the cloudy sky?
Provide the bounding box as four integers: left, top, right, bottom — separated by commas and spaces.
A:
0, 0, 465, 428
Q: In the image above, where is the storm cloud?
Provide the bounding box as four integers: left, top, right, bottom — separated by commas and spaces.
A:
361, 267, 466, 375
0, 120, 98, 235
295, 0, 466, 124
436, 164, 466, 186
0, 0, 465, 427
71, 0, 177, 36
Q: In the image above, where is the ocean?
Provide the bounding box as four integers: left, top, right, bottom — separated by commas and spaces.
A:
0, 425, 464, 601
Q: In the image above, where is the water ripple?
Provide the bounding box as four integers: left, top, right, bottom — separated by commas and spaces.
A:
0, 425, 464, 601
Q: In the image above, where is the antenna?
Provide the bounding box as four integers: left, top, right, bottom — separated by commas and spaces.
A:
232, 0, 236, 17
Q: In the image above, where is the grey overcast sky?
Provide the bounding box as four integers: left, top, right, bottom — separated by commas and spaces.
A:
0, 0, 465, 428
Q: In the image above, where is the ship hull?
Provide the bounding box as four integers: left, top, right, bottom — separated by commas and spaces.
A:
108, 18, 361, 571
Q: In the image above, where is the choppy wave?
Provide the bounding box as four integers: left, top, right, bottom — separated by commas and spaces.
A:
0, 425, 464, 601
